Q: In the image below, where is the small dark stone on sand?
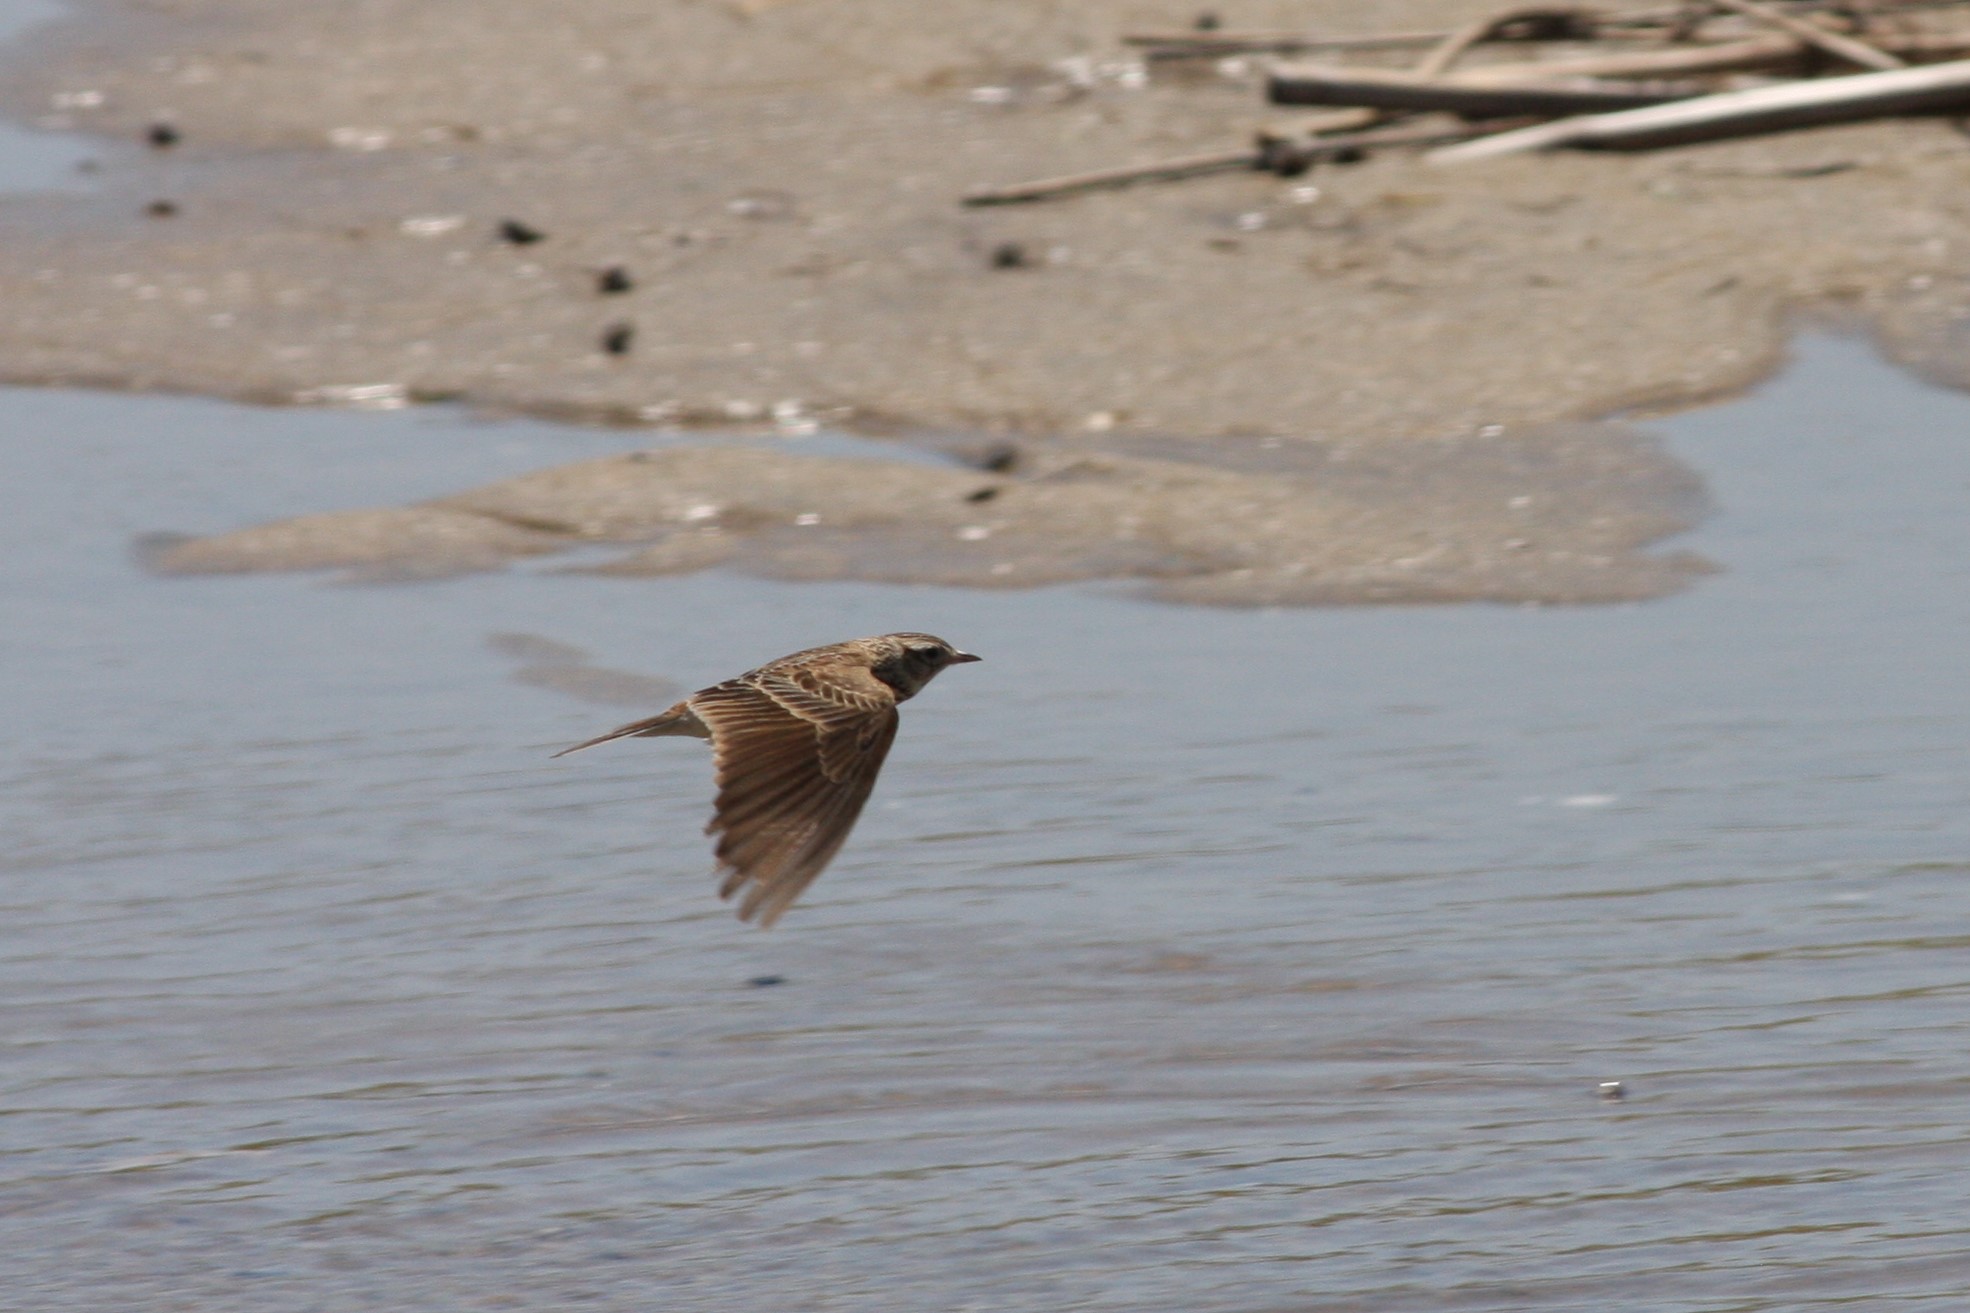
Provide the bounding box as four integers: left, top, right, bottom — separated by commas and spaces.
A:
978, 443, 1020, 473
746, 974, 788, 988
989, 241, 1030, 270
144, 200, 178, 218
601, 322, 635, 355
965, 486, 999, 503
498, 219, 545, 245
597, 266, 634, 294
1259, 138, 1314, 178
1194, 11, 1221, 30
146, 122, 180, 148
1328, 146, 1367, 166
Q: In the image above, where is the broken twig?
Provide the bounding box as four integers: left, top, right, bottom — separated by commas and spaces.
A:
1708, 0, 1906, 70
1411, 6, 1603, 79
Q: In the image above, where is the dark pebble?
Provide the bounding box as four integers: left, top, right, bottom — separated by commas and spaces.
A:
965, 486, 1000, 503
989, 241, 1031, 270
601, 322, 635, 355
1194, 11, 1221, 30
498, 219, 545, 245
978, 443, 1020, 473
143, 200, 178, 218
746, 975, 788, 988
146, 122, 180, 148
597, 266, 634, 294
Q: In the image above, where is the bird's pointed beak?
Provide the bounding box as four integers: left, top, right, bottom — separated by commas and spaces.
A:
952, 650, 982, 663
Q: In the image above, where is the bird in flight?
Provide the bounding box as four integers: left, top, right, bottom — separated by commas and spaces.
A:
554, 633, 980, 926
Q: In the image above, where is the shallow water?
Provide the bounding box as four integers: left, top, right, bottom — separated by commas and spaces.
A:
0, 0, 96, 192
6, 333, 1970, 1310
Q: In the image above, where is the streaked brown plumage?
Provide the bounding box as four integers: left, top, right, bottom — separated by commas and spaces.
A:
553, 633, 980, 927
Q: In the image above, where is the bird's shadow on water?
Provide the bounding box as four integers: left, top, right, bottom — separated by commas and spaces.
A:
486, 631, 684, 708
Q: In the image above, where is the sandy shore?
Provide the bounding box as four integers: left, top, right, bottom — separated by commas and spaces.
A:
6, 1, 1969, 601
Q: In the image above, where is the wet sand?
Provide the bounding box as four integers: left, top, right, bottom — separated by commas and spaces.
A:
5, 2, 1970, 600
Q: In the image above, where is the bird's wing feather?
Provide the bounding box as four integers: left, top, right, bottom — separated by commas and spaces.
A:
692, 670, 901, 927
549, 699, 706, 756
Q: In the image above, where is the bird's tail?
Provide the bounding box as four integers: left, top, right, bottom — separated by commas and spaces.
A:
550, 701, 707, 757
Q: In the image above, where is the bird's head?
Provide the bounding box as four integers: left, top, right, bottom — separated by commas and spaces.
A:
865, 632, 981, 699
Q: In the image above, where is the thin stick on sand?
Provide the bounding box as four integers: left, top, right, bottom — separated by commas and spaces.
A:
961, 148, 1272, 205
963, 119, 1517, 205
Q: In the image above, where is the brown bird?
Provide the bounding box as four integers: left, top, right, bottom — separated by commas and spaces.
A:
553, 633, 980, 926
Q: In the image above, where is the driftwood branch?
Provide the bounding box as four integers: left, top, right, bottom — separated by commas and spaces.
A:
964, 4, 1970, 204
1271, 29, 1970, 104
1442, 29, 1970, 81
1708, 0, 1905, 70
1270, 64, 1703, 116
1125, 29, 1469, 57
1268, 25, 1970, 115
1428, 55, 1970, 160
1263, 7, 1614, 137
1278, 6, 1597, 140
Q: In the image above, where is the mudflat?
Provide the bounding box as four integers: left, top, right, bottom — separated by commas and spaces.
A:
7, 1, 1969, 601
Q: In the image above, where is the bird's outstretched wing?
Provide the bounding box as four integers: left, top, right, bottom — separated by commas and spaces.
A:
694, 668, 901, 927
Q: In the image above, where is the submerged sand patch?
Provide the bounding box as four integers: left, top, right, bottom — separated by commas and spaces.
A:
152, 426, 1710, 604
